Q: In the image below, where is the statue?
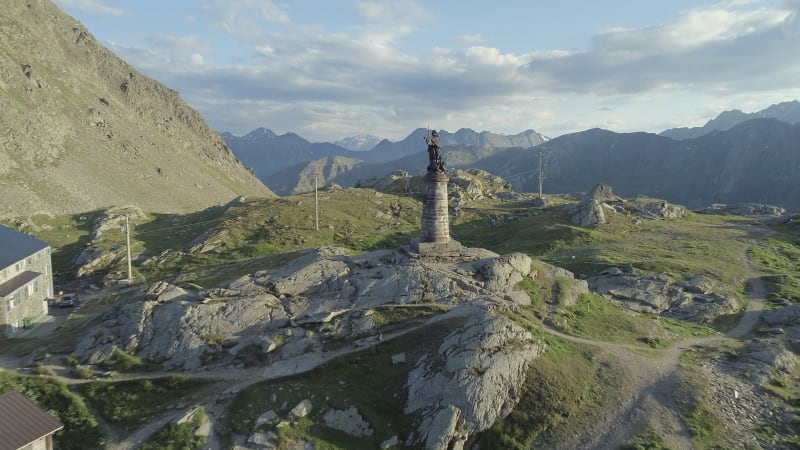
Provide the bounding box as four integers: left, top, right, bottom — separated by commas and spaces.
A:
424, 130, 445, 173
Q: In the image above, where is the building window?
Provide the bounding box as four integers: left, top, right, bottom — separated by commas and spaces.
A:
7, 298, 15, 311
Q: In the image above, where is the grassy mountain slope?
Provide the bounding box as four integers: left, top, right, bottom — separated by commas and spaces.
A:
0, 0, 274, 218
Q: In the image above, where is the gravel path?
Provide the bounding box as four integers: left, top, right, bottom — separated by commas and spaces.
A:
546, 239, 769, 450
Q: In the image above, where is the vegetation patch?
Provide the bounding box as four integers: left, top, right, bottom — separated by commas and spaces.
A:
222, 317, 465, 448
78, 375, 214, 430
620, 426, 675, 450
0, 370, 107, 449
552, 292, 715, 346
138, 406, 207, 450
101, 347, 160, 372
477, 323, 603, 449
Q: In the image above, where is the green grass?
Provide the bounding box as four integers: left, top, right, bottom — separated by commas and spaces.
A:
552, 292, 717, 346
0, 370, 108, 449
620, 426, 675, 450
477, 319, 603, 449
101, 347, 160, 372
139, 406, 207, 450
78, 376, 214, 430
223, 317, 466, 449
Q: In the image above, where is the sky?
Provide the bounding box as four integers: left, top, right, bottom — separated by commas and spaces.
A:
53, 0, 800, 142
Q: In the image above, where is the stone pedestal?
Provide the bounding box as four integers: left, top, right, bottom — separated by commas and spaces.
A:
421, 171, 450, 243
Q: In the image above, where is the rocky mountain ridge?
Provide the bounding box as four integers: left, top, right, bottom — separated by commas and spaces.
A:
0, 0, 273, 218
222, 127, 548, 193
660, 100, 800, 139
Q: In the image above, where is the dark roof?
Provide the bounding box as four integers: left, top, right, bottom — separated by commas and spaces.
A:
0, 391, 63, 450
0, 271, 41, 297
0, 225, 49, 269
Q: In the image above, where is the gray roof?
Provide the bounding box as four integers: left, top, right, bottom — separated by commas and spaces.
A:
0, 271, 42, 297
0, 225, 49, 269
0, 390, 64, 450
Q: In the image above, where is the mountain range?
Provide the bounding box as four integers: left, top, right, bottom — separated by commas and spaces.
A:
4, 0, 800, 217
0, 0, 273, 218
222, 128, 548, 193
660, 100, 800, 139
225, 101, 800, 210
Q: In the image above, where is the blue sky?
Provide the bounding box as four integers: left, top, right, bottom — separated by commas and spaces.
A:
54, 0, 800, 142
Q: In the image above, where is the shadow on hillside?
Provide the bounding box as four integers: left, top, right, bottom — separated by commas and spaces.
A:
450, 206, 589, 258
52, 210, 105, 283
133, 205, 229, 258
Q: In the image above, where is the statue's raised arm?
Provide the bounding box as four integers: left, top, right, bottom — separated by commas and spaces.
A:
424, 130, 445, 173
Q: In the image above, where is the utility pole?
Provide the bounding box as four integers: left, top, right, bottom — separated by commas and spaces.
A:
538, 151, 544, 199
314, 174, 320, 231
124, 215, 132, 282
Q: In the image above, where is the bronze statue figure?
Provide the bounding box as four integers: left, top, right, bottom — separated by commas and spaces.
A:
425, 130, 445, 173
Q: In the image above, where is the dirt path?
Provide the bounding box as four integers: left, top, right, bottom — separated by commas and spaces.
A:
546, 239, 768, 450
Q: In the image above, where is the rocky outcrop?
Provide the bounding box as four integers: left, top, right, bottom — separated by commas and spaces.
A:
567, 184, 620, 226
74, 245, 540, 370
588, 271, 738, 322
701, 203, 786, 216
567, 184, 688, 226
73, 206, 148, 278
404, 303, 545, 449
74, 283, 285, 370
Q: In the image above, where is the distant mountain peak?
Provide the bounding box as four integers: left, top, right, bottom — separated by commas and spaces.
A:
243, 127, 277, 141
661, 100, 800, 140
334, 134, 383, 152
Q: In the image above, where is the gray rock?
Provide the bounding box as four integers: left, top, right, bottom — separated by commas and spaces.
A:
322, 405, 373, 437
380, 435, 399, 449
424, 406, 463, 450
255, 410, 278, 427
588, 272, 737, 322
465, 253, 531, 293
763, 303, 800, 327
391, 353, 406, 364
289, 399, 312, 418
703, 203, 786, 216
405, 303, 545, 448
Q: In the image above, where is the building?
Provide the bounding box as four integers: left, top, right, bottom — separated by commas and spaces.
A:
0, 225, 54, 338
0, 390, 64, 450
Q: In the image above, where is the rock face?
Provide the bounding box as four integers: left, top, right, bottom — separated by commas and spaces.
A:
567, 184, 688, 226
404, 303, 545, 449
588, 271, 738, 322
74, 246, 540, 370
567, 184, 620, 226
702, 203, 786, 216
0, 1, 274, 217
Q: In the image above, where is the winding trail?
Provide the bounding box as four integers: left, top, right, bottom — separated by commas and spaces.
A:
545, 237, 769, 450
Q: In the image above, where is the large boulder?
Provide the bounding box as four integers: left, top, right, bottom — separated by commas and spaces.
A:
465, 253, 531, 292
405, 303, 545, 449
588, 271, 738, 322
74, 282, 287, 370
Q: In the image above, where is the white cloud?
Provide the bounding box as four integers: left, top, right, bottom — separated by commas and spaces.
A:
354, 1, 428, 24
105, 0, 800, 141
523, 1, 800, 95
200, 0, 290, 40
54, 0, 124, 16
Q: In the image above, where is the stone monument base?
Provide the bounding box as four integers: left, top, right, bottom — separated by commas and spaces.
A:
403, 239, 497, 262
